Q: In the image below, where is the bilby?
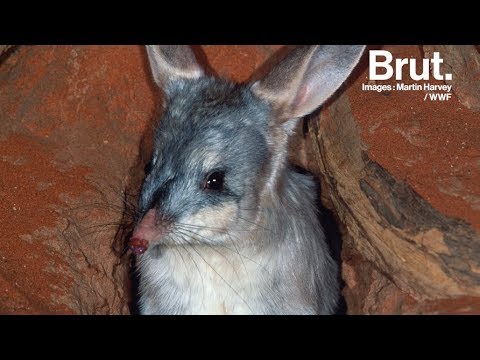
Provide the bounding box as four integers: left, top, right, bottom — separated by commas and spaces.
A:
129, 45, 365, 314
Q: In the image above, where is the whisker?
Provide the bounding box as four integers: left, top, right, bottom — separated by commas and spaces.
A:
64, 202, 138, 220
170, 240, 190, 276
175, 221, 261, 233
226, 231, 251, 286
85, 177, 140, 210
176, 238, 206, 309
85, 221, 130, 229
174, 222, 232, 232
175, 226, 270, 273
178, 236, 254, 314
222, 231, 270, 271
236, 215, 272, 232
175, 228, 243, 282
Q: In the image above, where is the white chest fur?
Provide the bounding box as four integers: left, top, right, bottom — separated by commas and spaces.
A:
138, 246, 270, 315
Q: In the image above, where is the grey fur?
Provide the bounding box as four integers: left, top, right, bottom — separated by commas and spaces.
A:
134, 45, 365, 314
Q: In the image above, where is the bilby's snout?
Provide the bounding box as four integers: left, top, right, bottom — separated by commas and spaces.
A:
128, 209, 171, 255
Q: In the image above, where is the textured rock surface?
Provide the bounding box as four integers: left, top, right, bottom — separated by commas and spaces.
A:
424, 45, 480, 112
306, 45, 480, 314
0, 46, 15, 57
0, 46, 159, 313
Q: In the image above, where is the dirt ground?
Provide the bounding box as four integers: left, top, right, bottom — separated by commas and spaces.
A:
0, 45, 478, 314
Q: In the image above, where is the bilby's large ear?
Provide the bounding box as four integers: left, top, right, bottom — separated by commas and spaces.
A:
252, 45, 365, 122
146, 45, 204, 90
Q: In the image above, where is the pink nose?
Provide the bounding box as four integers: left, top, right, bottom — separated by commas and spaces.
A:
129, 237, 149, 255
128, 209, 157, 255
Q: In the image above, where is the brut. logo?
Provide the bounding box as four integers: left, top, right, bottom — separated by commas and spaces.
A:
369, 50, 453, 81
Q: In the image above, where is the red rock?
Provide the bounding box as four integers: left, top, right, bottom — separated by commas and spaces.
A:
0, 45, 157, 313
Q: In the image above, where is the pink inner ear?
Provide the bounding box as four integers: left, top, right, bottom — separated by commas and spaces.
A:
131, 209, 157, 242
291, 84, 310, 116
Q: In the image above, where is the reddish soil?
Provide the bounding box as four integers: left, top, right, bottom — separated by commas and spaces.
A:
0, 46, 157, 313
0, 135, 89, 313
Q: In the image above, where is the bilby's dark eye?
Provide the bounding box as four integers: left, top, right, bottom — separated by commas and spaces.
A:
203, 171, 225, 191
